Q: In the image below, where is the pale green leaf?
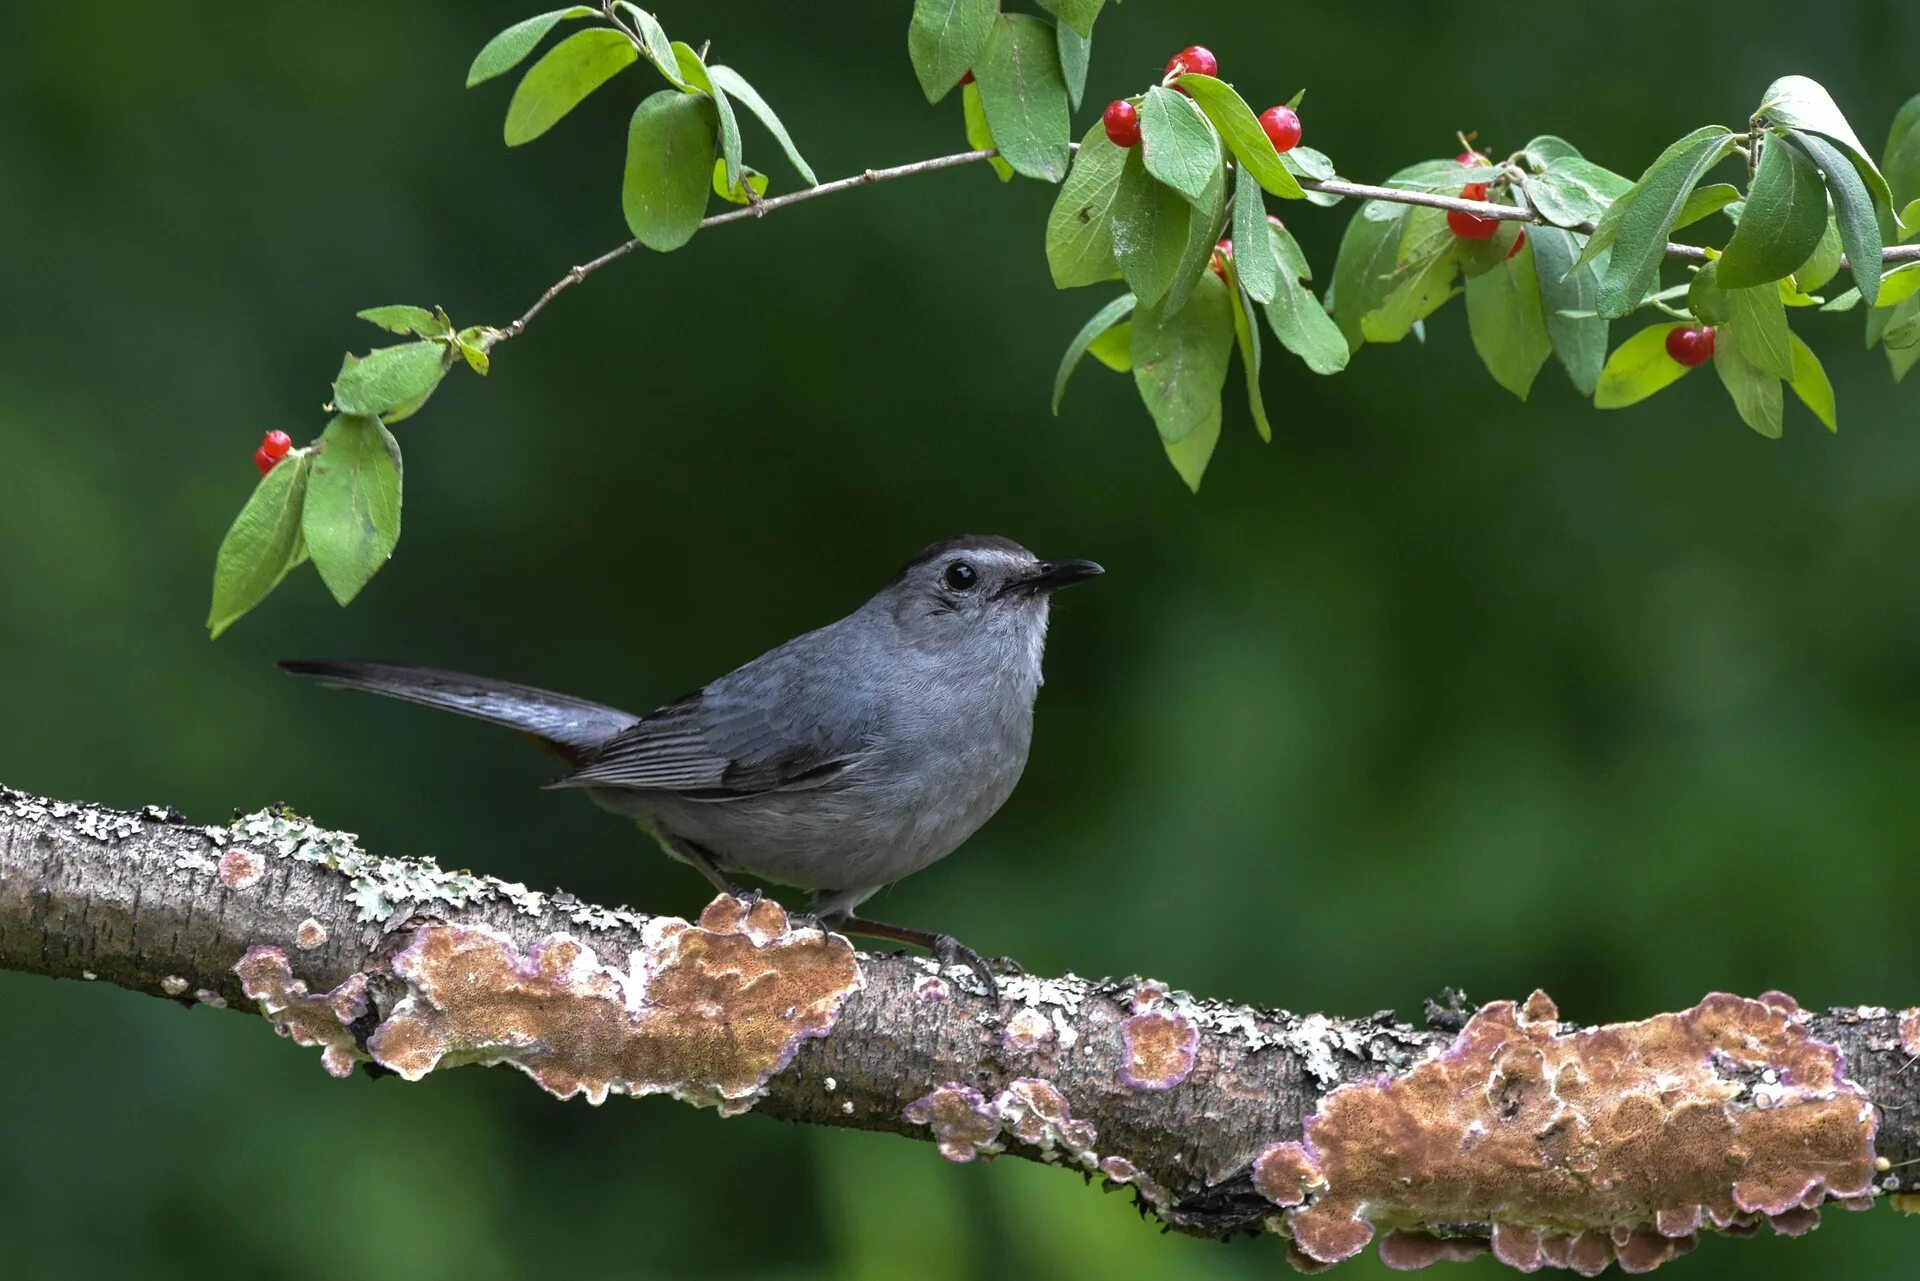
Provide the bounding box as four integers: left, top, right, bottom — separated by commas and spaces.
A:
1109, 149, 1193, 306
1056, 22, 1090, 113
1673, 182, 1741, 230
1726, 283, 1794, 379
1162, 402, 1221, 492
207, 453, 311, 638
1088, 323, 1132, 371
1174, 74, 1305, 199
1580, 126, 1735, 317
712, 158, 768, 205
963, 80, 1014, 182
1886, 92, 1920, 211
1035, 0, 1104, 39
612, 4, 686, 87
1717, 134, 1829, 287
1530, 226, 1608, 395
1053, 293, 1135, 413
1466, 243, 1553, 399
1711, 322, 1784, 437
1228, 275, 1272, 442
908, 0, 997, 104
1045, 124, 1125, 285
1138, 85, 1219, 204
1328, 199, 1412, 350
1230, 163, 1280, 305
1526, 158, 1630, 228
1757, 75, 1895, 213
622, 90, 717, 251
1793, 217, 1844, 292
332, 342, 450, 419
356, 305, 449, 338
1786, 332, 1835, 430
1132, 269, 1235, 443
708, 65, 817, 185
671, 43, 741, 190
466, 7, 597, 88
504, 28, 637, 146
1593, 322, 1696, 408
304, 414, 403, 606
974, 14, 1070, 182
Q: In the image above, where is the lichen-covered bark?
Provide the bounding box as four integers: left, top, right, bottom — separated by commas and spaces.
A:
2, 782, 1915, 1270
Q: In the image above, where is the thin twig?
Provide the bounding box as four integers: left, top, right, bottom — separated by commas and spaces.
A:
494, 150, 1920, 344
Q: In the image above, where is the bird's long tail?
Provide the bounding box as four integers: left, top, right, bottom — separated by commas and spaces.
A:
278, 660, 640, 763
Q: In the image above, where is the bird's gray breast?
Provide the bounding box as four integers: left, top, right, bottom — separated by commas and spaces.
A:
604, 607, 1044, 892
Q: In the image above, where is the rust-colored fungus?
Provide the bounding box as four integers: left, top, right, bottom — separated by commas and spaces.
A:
904, 1084, 1003, 1162
1119, 1007, 1199, 1091
365, 894, 862, 1113
294, 917, 328, 950
218, 846, 266, 890
1376, 1231, 1488, 1270
1253, 1140, 1326, 1209
1002, 1006, 1055, 1055
234, 946, 370, 1079
1281, 991, 1876, 1272
995, 1077, 1097, 1162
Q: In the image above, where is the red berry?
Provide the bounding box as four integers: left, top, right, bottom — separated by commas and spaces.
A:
1448, 183, 1499, 239
1103, 99, 1141, 148
1266, 214, 1285, 230
1258, 105, 1302, 153
1455, 149, 1486, 165
1164, 45, 1218, 88
1506, 229, 1528, 260
1211, 238, 1233, 279
254, 445, 277, 475
261, 429, 293, 460
1665, 325, 1716, 367
959, 70, 974, 85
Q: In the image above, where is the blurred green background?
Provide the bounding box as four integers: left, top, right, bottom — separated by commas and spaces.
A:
3, 1, 1917, 1276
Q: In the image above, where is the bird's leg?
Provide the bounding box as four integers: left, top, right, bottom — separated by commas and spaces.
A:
658, 833, 757, 904
833, 915, 1014, 1002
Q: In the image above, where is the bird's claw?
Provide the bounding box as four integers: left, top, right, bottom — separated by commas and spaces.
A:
932, 934, 1003, 1004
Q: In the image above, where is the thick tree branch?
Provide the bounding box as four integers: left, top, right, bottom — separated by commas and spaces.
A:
493, 147, 1920, 343
2, 781, 1915, 1272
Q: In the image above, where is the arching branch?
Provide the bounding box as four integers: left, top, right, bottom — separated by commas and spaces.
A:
2, 781, 1914, 1273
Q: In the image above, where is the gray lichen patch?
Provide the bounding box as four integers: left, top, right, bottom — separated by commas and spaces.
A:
233, 947, 370, 1079
363, 894, 862, 1113
1272, 991, 1878, 1273
228, 806, 566, 925
1900, 1008, 1920, 1059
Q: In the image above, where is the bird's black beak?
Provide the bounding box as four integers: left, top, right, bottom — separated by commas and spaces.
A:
1008, 558, 1105, 596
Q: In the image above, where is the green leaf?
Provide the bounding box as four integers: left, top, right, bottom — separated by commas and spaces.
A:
304, 414, 403, 606
207, 453, 312, 638
1231, 164, 1280, 304
1174, 74, 1306, 199
332, 341, 450, 419
1053, 293, 1136, 413
1725, 283, 1794, 379
1465, 242, 1553, 400
1159, 146, 1227, 317
708, 65, 817, 185
356, 305, 450, 339
1687, 258, 1731, 325
1088, 323, 1132, 371
1711, 322, 1784, 438
1378, 158, 1504, 194
1045, 124, 1126, 285
503, 28, 637, 146
1525, 158, 1631, 228
466, 7, 597, 88
1886, 93, 1920, 211
1329, 199, 1413, 350
1884, 297, 1920, 381
622, 90, 717, 251
1784, 130, 1884, 306
1225, 274, 1273, 441
1361, 209, 1461, 343
1756, 75, 1895, 214
907, 0, 997, 105
1793, 217, 1844, 292
1673, 182, 1741, 230
1880, 263, 1920, 308
456, 335, 491, 376
670, 43, 742, 190
1593, 322, 1695, 408
712, 158, 768, 205
1132, 269, 1235, 444
1521, 135, 1585, 167
1162, 402, 1221, 492
1786, 332, 1835, 431
1579, 126, 1736, 318
1109, 149, 1193, 306
1263, 222, 1348, 377
1717, 134, 1829, 287
962, 80, 1014, 182
974, 14, 1070, 182
1137, 86, 1219, 203
1035, 0, 1104, 39
612, 4, 686, 88
1530, 226, 1608, 395
1056, 21, 1090, 113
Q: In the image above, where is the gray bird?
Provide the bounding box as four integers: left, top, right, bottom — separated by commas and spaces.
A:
281, 535, 1101, 997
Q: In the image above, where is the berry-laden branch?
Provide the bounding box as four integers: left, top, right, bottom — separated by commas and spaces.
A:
202, 1, 1920, 638
4, 780, 1918, 1273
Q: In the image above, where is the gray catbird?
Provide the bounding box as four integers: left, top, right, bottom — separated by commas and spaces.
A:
281, 535, 1101, 997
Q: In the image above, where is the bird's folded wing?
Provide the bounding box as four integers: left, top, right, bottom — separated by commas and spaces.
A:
551, 665, 873, 798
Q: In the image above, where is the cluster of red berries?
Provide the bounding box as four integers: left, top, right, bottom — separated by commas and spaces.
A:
1101, 46, 1302, 156
1444, 147, 1527, 258
253, 429, 293, 475
1666, 325, 1715, 366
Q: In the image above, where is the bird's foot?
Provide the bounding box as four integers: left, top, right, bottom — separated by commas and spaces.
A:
931, 934, 1003, 1004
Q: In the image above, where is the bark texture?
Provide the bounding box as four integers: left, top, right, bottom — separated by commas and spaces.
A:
2, 782, 1914, 1271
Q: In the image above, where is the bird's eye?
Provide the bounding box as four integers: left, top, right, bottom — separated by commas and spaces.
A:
944, 561, 977, 591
